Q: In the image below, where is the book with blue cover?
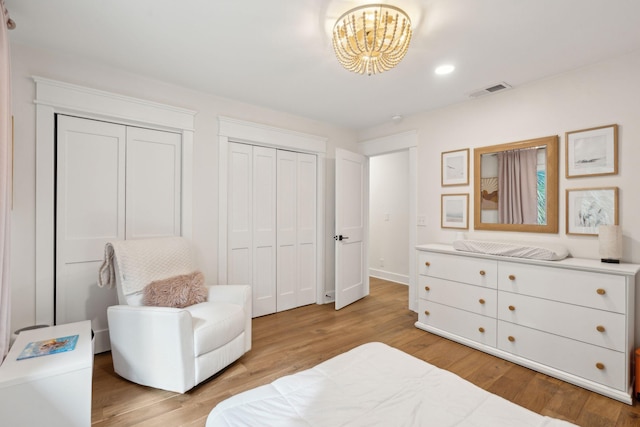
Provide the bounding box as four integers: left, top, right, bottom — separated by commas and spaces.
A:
17, 335, 79, 360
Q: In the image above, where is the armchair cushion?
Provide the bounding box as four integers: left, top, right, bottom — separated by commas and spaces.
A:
143, 271, 208, 308
188, 301, 246, 356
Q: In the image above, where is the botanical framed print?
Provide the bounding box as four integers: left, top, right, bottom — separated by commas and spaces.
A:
441, 148, 469, 186
565, 124, 618, 178
441, 193, 469, 229
566, 187, 618, 235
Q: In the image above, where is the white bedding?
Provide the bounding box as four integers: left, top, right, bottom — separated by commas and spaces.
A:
206, 342, 575, 427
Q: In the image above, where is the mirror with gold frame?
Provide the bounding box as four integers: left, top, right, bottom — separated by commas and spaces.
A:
473, 135, 559, 233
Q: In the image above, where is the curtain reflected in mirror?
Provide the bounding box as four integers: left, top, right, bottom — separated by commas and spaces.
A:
480, 147, 546, 225
474, 136, 558, 233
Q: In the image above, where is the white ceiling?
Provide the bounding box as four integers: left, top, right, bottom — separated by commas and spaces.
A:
7, 0, 640, 130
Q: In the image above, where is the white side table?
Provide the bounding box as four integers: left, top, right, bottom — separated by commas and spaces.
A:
0, 320, 93, 427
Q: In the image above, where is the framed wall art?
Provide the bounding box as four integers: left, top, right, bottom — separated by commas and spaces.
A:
565, 124, 618, 178
441, 148, 469, 186
441, 193, 469, 229
566, 187, 618, 235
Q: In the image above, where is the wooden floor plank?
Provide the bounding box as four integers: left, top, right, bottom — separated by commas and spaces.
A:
91, 279, 639, 426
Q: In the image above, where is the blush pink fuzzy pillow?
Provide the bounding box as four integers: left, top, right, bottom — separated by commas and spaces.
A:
142, 271, 208, 308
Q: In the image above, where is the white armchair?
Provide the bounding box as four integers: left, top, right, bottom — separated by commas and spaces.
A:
101, 237, 251, 393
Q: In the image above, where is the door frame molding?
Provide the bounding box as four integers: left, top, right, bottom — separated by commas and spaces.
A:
34, 76, 196, 326
218, 116, 327, 304
358, 130, 418, 311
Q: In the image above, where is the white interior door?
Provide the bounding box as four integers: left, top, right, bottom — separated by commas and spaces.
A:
253, 146, 277, 316
335, 148, 369, 310
276, 150, 298, 311
56, 115, 123, 351
295, 153, 317, 307
227, 142, 254, 288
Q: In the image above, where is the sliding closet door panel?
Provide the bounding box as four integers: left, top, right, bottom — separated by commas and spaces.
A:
125, 127, 182, 239
55, 115, 122, 340
276, 150, 297, 312
296, 153, 317, 306
228, 142, 253, 287
253, 146, 277, 317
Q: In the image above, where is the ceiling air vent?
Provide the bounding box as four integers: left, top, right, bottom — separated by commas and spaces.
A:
468, 82, 512, 98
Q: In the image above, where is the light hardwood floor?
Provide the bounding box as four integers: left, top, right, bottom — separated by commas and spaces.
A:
91, 278, 640, 426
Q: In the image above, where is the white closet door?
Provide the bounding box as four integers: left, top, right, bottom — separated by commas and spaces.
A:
277, 151, 317, 312
56, 115, 124, 350
252, 146, 277, 317
276, 150, 298, 312
57, 116, 183, 353
228, 142, 253, 288
296, 153, 317, 307
125, 127, 182, 239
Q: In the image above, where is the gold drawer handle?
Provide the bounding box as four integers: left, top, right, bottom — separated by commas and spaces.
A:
508, 336, 515, 342
596, 325, 606, 333
596, 288, 606, 295
596, 362, 605, 370
425, 261, 431, 267
508, 275, 516, 281
508, 305, 516, 311
424, 286, 430, 291
479, 298, 486, 305
424, 310, 430, 316
479, 270, 486, 276
478, 327, 485, 333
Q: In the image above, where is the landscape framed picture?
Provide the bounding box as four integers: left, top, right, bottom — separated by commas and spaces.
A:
441, 148, 469, 186
565, 124, 618, 178
441, 193, 469, 229
566, 187, 618, 235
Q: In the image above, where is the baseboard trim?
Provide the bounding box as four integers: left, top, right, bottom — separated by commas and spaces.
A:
369, 269, 409, 285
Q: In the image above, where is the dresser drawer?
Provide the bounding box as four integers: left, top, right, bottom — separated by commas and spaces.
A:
419, 300, 496, 347
418, 251, 497, 288
498, 292, 626, 352
498, 321, 626, 391
420, 276, 496, 317
497, 261, 626, 313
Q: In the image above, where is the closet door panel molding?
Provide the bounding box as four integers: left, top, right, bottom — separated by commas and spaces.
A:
125, 127, 182, 239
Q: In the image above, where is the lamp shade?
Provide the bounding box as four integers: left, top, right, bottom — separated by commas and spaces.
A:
598, 224, 622, 263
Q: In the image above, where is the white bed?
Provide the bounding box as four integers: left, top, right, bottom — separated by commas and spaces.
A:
206, 342, 576, 426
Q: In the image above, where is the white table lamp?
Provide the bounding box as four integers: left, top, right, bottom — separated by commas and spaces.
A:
599, 224, 622, 264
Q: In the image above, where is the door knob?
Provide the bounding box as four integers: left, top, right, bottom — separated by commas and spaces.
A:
334, 235, 349, 241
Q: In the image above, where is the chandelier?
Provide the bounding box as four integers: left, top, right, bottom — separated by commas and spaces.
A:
332, 4, 412, 76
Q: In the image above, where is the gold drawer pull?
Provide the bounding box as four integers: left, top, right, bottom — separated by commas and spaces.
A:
508, 336, 515, 342
478, 327, 485, 333
479, 270, 486, 276
424, 286, 430, 292
596, 288, 606, 295
508, 305, 516, 311
424, 310, 430, 316
425, 261, 431, 267
508, 275, 516, 281
596, 325, 606, 333
479, 298, 486, 305
596, 362, 605, 370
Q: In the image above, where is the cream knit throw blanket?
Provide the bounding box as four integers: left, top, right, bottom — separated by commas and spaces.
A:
98, 237, 196, 296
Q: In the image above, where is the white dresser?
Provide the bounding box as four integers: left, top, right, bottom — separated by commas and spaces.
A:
415, 243, 638, 404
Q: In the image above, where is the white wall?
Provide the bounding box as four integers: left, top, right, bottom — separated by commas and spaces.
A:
9, 43, 358, 333
369, 151, 410, 284
358, 50, 640, 341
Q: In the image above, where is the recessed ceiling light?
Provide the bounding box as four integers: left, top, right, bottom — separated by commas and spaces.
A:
435, 64, 455, 75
